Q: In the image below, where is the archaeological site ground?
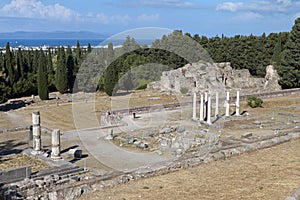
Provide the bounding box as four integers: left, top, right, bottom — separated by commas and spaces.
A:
1, 61, 300, 200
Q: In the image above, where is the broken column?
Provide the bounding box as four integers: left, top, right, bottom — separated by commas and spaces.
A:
199, 93, 204, 122
51, 129, 61, 159
207, 92, 212, 125
215, 91, 219, 118
225, 91, 230, 117
192, 91, 197, 120
32, 111, 42, 154
235, 90, 240, 116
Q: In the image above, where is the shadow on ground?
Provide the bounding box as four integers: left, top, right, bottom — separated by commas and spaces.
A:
0, 140, 27, 156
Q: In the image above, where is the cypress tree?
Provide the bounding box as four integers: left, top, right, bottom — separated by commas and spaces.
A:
32, 50, 39, 74
66, 45, 74, 90
104, 62, 119, 96
272, 36, 282, 67
75, 41, 82, 65
37, 50, 48, 100
87, 43, 92, 53
5, 42, 14, 85
47, 48, 53, 74
55, 47, 68, 93
104, 42, 118, 96
107, 42, 114, 66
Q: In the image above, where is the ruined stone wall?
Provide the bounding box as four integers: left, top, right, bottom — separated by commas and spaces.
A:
151, 62, 281, 95
0, 166, 31, 184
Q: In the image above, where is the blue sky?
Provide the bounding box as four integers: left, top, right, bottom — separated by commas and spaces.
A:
0, 0, 299, 37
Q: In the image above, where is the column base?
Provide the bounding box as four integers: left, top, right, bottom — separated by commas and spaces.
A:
31, 150, 42, 156
51, 155, 62, 160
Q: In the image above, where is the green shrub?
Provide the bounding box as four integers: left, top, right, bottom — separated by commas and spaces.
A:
135, 84, 147, 90
180, 87, 189, 94
247, 96, 263, 108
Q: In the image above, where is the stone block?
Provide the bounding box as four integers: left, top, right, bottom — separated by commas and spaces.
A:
68, 149, 82, 158
241, 132, 253, 138
176, 125, 185, 133
159, 127, 172, 134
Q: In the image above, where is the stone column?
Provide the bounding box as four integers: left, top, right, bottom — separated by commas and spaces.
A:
204, 92, 208, 121
215, 92, 219, 118
51, 129, 61, 159
32, 111, 42, 154
192, 91, 197, 120
207, 93, 212, 125
225, 91, 230, 117
235, 90, 240, 116
199, 93, 204, 122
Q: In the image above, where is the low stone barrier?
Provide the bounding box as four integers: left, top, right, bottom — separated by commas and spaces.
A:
0, 166, 31, 184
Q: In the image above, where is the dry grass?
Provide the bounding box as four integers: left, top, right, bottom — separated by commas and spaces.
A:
0, 90, 186, 131
0, 154, 49, 172
79, 138, 300, 200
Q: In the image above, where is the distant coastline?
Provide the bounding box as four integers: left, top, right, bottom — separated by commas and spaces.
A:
0, 39, 105, 48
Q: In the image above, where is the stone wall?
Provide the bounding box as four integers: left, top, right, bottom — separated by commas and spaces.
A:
0, 166, 31, 184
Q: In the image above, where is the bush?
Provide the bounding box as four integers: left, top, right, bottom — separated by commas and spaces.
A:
247, 96, 263, 108
180, 87, 189, 94
135, 84, 147, 90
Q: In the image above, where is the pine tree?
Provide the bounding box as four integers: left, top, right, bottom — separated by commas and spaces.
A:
37, 50, 48, 100
279, 17, 300, 88
55, 47, 68, 93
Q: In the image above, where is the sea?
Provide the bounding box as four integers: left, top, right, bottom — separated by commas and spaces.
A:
0, 38, 154, 48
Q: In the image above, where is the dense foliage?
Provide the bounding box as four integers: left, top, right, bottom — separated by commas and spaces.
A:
247, 96, 263, 108
1, 18, 300, 102
0, 42, 89, 102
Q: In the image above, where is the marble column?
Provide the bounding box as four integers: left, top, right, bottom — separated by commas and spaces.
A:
192, 91, 197, 120
225, 91, 230, 117
204, 92, 208, 121
215, 92, 219, 118
51, 129, 61, 159
32, 111, 42, 154
199, 93, 204, 121
235, 90, 240, 116
207, 93, 212, 125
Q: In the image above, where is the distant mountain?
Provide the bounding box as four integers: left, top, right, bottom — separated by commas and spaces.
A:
0, 31, 107, 39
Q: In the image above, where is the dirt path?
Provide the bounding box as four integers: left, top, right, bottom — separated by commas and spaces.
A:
79, 138, 300, 200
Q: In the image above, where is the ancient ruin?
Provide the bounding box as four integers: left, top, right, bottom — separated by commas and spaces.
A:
32, 111, 42, 155
148, 62, 281, 95
1, 67, 300, 200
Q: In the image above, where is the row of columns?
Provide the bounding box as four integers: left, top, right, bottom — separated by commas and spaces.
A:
192, 90, 240, 124
31, 111, 61, 160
